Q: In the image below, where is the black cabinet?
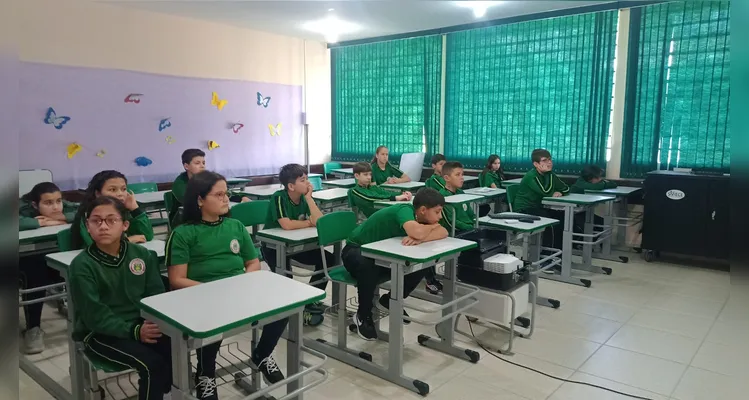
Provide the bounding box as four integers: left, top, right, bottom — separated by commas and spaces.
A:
642, 171, 729, 260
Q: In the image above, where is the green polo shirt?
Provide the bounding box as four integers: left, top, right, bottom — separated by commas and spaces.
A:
425, 174, 447, 191
570, 177, 618, 194
371, 162, 404, 185
513, 169, 570, 212
438, 188, 476, 231
347, 204, 415, 246
264, 190, 311, 229
348, 184, 400, 218
479, 170, 503, 188
165, 217, 257, 283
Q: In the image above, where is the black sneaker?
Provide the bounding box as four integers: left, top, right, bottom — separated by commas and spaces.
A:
253, 354, 285, 385
303, 311, 324, 326
378, 295, 411, 325
425, 278, 443, 295
195, 376, 218, 400
305, 301, 326, 314
354, 312, 377, 341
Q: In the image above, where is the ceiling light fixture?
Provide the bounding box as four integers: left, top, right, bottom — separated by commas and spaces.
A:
455, 1, 503, 19
303, 16, 360, 44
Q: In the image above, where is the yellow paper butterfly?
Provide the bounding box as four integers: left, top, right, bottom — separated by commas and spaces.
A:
66, 143, 82, 159
96, 149, 106, 158
208, 140, 220, 150
268, 123, 281, 137
165, 136, 176, 144
211, 92, 228, 111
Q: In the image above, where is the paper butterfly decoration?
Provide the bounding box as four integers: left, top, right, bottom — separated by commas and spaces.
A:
256, 92, 271, 108
124, 94, 142, 104
135, 157, 153, 167
158, 118, 171, 132
211, 92, 228, 111
165, 136, 176, 144
268, 123, 281, 137
208, 140, 220, 150
44, 107, 71, 130
232, 123, 244, 134
66, 143, 82, 159
96, 150, 106, 158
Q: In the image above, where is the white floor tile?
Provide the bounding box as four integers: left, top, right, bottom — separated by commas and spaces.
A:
628, 308, 715, 339
427, 375, 530, 400
510, 329, 601, 370
555, 294, 639, 323
690, 341, 749, 378
704, 319, 749, 348
671, 367, 749, 400
605, 324, 701, 364
536, 307, 623, 344
645, 293, 725, 319
548, 372, 668, 400
578, 346, 687, 396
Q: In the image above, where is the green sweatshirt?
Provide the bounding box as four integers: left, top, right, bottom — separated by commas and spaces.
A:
171, 172, 189, 206
478, 170, 503, 188
69, 240, 164, 341
348, 184, 400, 218
371, 162, 404, 185
570, 177, 618, 194
18, 199, 78, 231
424, 174, 447, 191
438, 187, 476, 232
78, 207, 154, 247
512, 169, 570, 213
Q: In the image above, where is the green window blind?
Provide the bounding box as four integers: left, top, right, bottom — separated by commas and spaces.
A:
331, 36, 442, 163
444, 11, 618, 174
621, 1, 730, 178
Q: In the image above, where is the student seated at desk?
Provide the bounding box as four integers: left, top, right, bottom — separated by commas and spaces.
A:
349, 161, 411, 218
343, 188, 449, 341
261, 163, 334, 327
69, 196, 171, 400
570, 165, 617, 234
424, 154, 447, 190
167, 171, 287, 399
512, 149, 569, 248
18, 182, 77, 354
71, 170, 154, 249
478, 154, 504, 189
371, 145, 411, 185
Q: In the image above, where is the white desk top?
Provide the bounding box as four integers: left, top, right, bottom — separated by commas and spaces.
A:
361, 237, 476, 263
374, 199, 413, 208
332, 168, 354, 174
312, 188, 349, 201
542, 193, 615, 206
503, 178, 523, 185
134, 190, 170, 205
464, 187, 507, 197
463, 176, 478, 182
256, 227, 319, 243
585, 186, 642, 196
380, 181, 426, 191
46, 239, 166, 268
140, 270, 325, 338
226, 177, 252, 183
479, 215, 559, 232
445, 194, 484, 204
19, 223, 72, 242
322, 178, 356, 188
243, 185, 283, 197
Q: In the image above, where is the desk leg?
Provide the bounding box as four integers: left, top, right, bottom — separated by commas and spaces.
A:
65, 270, 85, 400
571, 208, 613, 275
330, 242, 342, 310
170, 334, 190, 400
539, 205, 591, 288
588, 200, 628, 264
525, 233, 561, 309
287, 312, 303, 400
276, 243, 288, 278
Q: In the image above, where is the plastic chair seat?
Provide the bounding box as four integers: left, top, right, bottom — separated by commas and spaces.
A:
328, 265, 390, 287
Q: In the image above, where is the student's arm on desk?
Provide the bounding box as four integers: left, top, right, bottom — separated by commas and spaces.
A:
403, 221, 448, 242
278, 218, 313, 230
245, 259, 261, 273
167, 265, 201, 289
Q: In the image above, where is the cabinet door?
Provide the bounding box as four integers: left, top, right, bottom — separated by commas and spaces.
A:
706, 179, 730, 259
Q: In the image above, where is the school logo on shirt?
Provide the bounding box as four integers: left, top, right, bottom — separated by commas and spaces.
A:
298, 214, 307, 221
462, 204, 468, 211
129, 258, 145, 276
230, 239, 240, 254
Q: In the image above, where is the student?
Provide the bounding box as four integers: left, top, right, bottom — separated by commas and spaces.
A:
170, 148, 206, 220
370, 146, 411, 185
438, 162, 478, 232
349, 162, 411, 218
69, 196, 171, 400
478, 155, 504, 189
167, 171, 286, 399
18, 182, 77, 354
261, 163, 334, 327
342, 188, 449, 341
71, 171, 154, 250
424, 154, 447, 190
512, 149, 569, 248
571, 165, 618, 193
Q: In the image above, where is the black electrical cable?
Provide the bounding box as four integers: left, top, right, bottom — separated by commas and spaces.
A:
466, 317, 654, 400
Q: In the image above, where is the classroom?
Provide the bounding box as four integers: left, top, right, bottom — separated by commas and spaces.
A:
17, 1, 741, 400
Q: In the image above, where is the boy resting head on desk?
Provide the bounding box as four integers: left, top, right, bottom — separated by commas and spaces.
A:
571, 165, 617, 193
349, 161, 411, 218
342, 187, 449, 341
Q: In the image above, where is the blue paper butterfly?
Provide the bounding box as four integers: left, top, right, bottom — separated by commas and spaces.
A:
43, 107, 71, 130
158, 118, 171, 132
256, 92, 271, 108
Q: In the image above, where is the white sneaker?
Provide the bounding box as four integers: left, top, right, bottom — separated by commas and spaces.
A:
24, 327, 45, 355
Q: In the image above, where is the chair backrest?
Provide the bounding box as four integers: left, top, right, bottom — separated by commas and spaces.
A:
128, 182, 158, 194
316, 211, 358, 247
309, 176, 323, 191
506, 184, 520, 212
57, 228, 72, 252
323, 162, 343, 176
230, 200, 270, 227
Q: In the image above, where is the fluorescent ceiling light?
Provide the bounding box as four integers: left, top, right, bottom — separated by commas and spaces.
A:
303, 16, 360, 43
454, 1, 503, 18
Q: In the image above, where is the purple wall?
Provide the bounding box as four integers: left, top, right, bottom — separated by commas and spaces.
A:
20, 62, 304, 190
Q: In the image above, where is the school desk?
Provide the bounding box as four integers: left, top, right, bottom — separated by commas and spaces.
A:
311, 188, 350, 212
305, 237, 480, 396
225, 177, 252, 190
463, 175, 479, 189
242, 184, 284, 200
503, 178, 523, 186
379, 181, 426, 192
373, 199, 413, 210
140, 270, 328, 400
464, 186, 507, 213
321, 178, 356, 189
330, 168, 354, 179
542, 194, 616, 287
584, 186, 642, 257
19, 223, 72, 255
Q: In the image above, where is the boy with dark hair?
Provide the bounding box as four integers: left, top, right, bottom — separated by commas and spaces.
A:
261, 163, 334, 326
571, 165, 617, 193
438, 162, 477, 232
172, 149, 206, 207
424, 154, 447, 191
343, 188, 449, 341
349, 162, 411, 218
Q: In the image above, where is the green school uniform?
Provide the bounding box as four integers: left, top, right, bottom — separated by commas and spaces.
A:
570, 177, 618, 194
78, 207, 155, 247
348, 184, 400, 218
347, 204, 415, 246
512, 169, 570, 213
438, 188, 476, 232
165, 217, 257, 283
264, 190, 310, 230
478, 170, 503, 189
371, 162, 404, 185
18, 199, 78, 231
424, 174, 447, 191
69, 240, 164, 341
171, 172, 189, 206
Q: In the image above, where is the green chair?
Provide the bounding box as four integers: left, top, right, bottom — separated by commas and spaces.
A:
164, 191, 179, 231
323, 162, 343, 178
506, 184, 520, 212
309, 176, 323, 191
230, 200, 270, 261
127, 182, 158, 194
57, 228, 72, 252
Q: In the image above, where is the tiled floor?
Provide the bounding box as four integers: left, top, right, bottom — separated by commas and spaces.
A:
19, 253, 749, 400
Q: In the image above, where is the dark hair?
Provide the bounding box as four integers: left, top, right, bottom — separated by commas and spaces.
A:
353, 161, 372, 175
182, 171, 227, 224
430, 154, 446, 166
279, 163, 307, 189
413, 187, 445, 210
531, 149, 552, 163
71, 170, 128, 249
442, 161, 464, 177
581, 165, 605, 182
181, 149, 205, 166
483, 154, 505, 179
21, 182, 61, 204
370, 145, 388, 164
82, 196, 130, 244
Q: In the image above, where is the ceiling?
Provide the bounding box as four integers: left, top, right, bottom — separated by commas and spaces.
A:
101, 0, 614, 43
